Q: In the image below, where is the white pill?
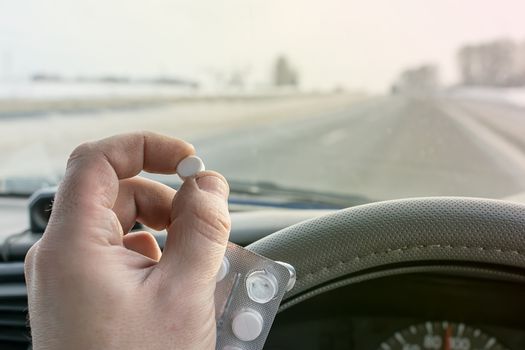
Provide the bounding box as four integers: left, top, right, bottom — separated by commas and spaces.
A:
177, 155, 205, 179
216, 256, 230, 282
276, 261, 296, 292
231, 309, 264, 342
246, 270, 278, 304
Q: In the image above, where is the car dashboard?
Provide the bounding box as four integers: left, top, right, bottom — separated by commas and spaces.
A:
266, 273, 525, 349
0, 195, 525, 350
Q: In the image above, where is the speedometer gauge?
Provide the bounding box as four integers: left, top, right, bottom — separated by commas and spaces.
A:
378, 321, 507, 350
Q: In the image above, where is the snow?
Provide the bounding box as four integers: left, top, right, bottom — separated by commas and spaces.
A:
0, 80, 195, 100
450, 86, 525, 108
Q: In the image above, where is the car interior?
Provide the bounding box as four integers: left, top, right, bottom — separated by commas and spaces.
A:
1, 1, 525, 349
1, 191, 525, 349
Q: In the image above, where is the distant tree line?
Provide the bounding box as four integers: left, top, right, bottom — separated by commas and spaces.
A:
31, 73, 199, 88
458, 38, 525, 87
394, 64, 439, 93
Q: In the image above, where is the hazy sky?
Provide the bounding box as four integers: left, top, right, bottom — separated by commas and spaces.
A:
1, 0, 524, 92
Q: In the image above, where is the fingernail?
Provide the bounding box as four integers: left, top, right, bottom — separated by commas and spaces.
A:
196, 175, 229, 199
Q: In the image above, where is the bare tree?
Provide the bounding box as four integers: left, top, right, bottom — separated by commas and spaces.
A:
457, 38, 524, 86
273, 55, 299, 87
395, 64, 440, 93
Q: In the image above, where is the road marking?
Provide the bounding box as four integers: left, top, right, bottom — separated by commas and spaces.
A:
485, 337, 496, 349
441, 103, 525, 177
426, 321, 433, 334
321, 129, 347, 146
395, 332, 406, 345
458, 323, 465, 336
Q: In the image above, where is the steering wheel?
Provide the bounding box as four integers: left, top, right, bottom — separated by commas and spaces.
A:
246, 197, 525, 311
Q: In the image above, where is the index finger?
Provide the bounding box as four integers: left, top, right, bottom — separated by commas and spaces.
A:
55, 131, 194, 213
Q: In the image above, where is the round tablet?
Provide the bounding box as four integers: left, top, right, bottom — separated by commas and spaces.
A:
177, 155, 205, 178
216, 256, 230, 282
231, 309, 264, 342
246, 270, 278, 304
276, 261, 296, 292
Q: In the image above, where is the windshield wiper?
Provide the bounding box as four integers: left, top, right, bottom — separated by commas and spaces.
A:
2, 174, 372, 210
225, 179, 372, 209
161, 178, 371, 209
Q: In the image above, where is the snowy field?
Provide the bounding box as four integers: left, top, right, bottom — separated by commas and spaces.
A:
450, 87, 525, 108
0, 80, 333, 117
0, 80, 195, 100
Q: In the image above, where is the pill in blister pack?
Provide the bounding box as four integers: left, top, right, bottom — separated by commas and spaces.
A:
215, 242, 296, 350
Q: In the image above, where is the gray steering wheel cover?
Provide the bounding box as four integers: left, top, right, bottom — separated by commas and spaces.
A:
247, 197, 525, 302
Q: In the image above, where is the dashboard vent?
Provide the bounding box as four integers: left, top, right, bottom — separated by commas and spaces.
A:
0, 263, 30, 350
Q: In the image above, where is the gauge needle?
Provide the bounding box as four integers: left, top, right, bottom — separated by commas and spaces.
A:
444, 325, 452, 350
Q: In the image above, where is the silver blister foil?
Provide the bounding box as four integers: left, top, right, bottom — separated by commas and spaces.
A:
215, 242, 293, 350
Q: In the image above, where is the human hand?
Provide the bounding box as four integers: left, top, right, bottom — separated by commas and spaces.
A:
24, 132, 231, 350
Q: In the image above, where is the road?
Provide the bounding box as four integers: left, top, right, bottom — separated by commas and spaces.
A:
192, 96, 525, 201
1, 94, 525, 202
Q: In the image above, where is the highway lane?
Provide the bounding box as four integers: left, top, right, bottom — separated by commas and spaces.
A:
193, 96, 525, 201
1, 94, 524, 202
0, 94, 358, 184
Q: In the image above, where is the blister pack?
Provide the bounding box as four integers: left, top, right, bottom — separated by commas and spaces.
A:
214, 242, 296, 350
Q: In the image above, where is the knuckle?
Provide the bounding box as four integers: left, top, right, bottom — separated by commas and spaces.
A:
66, 141, 97, 169
191, 203, 231, 244
215, 208, 231, 232
24, 238, 56, 271
171, 190, 231, 246
23, 238, 59, 280
69, 141, 95, 159
199, 196, 230, 232
24, 241, 39, 274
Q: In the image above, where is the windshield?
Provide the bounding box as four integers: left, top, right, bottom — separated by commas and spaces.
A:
1, 1, 525, 204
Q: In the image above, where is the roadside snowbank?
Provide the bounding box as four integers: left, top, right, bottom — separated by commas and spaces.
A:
451, 87, 525, 108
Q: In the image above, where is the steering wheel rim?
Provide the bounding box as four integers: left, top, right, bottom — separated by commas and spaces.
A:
247, 197, 525, 310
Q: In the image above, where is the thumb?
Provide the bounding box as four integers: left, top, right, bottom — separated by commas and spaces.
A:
159, 172, 231, 284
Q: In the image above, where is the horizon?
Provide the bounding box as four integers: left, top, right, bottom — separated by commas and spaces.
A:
1, 0, 525, 93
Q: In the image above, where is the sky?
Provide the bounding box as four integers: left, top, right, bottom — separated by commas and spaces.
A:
0, 0, 524, 92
